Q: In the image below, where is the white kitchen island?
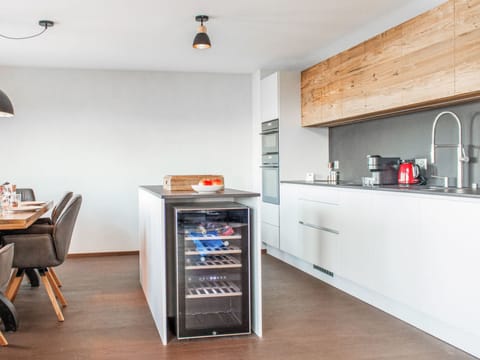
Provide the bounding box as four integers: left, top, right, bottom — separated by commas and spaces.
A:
138, 185, 262, 344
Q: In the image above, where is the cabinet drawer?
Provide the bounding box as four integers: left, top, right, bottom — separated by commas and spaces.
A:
298, 186, 340, 205
297, 198, 340, 233
262, 222, 279, 248
298, 222, 338, 272
261, 202, 279, 227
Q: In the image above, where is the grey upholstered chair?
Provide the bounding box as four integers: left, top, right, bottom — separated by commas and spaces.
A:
15, 188, 35, 202
3, 195, 82, 322
35, 191, 74, 225
0, 244, 18, 346
9, 191, 74, 289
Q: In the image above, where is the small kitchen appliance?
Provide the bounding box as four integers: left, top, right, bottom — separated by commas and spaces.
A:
367, 155, 401, 185
398, 160, 421, 185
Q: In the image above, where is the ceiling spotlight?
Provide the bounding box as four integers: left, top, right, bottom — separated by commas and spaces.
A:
0, 20, 54, 40
193, 15, 211, 49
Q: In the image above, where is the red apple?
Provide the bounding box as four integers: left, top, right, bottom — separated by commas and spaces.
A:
212, 178, 223, 186
200, 178, 213, 186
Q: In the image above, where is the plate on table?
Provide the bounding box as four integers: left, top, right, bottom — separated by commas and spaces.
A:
191, 184, 224, 193
6, 205, 43, 212
21, 201, 47, 206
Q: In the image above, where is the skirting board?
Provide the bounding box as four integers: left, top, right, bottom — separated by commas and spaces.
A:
68, 250, 139, 258
264, 244, 479, 358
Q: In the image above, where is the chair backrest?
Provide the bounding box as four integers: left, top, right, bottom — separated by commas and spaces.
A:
51, 191, 74, 224
16, 188, 36, 202
0, 244, 14, 289
53, 195, 82, 263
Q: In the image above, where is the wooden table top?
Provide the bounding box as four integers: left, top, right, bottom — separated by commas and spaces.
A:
0, 201, 53, 230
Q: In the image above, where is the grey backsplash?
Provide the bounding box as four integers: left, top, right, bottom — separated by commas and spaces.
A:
329, 101, 480, 187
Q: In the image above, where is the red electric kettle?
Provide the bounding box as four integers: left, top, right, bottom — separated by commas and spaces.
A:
398, 160, 421, 185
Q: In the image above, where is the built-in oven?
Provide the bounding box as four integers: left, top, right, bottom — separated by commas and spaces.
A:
260, 120, 279, 204
261, 119, 279, 155
261, 154, 279, 204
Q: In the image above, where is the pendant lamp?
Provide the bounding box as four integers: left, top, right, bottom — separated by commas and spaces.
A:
0, 90, 14, 117
0, 20, 55, 118
193, 15, 211, 49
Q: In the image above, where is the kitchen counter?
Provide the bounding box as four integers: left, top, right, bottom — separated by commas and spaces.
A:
276, 181, 480, 357
281, 180, 480, 199
140, 185, 260, 200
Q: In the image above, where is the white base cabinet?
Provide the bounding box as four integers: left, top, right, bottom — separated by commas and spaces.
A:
279, 183, 480, 358
261, 202, 279, 248
280, 184, 340, 273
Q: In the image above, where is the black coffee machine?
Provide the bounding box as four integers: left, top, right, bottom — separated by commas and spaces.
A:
367, 155, 401, 185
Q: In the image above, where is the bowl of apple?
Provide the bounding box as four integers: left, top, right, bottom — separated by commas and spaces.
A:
191, 178, 224, 193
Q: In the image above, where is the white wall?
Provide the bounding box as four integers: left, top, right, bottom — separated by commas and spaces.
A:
0, 66, 252, 253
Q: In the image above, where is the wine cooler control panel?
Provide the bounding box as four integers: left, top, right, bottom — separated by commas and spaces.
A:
174, 202, 251, 339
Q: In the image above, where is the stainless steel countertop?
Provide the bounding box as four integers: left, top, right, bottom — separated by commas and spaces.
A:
281, 180, 480, 199
140, 185, 260, 199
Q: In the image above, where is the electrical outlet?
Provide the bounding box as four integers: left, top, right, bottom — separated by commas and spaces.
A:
415, 158, 428, 170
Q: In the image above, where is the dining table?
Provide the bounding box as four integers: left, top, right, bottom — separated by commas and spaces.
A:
0, 200, 53, 230
0, 200, 53, 337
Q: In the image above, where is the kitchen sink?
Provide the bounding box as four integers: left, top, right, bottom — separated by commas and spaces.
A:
422, 186, 476, 194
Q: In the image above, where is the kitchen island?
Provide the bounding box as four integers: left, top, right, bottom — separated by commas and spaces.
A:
138, 186, 261, 344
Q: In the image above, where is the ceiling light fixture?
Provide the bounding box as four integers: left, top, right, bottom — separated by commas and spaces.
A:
0, 20, 54, 40
0, 90, 14, 118
193, 15, 211, 49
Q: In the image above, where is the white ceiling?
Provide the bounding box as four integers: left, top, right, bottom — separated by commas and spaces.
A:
0, 0, 445, 74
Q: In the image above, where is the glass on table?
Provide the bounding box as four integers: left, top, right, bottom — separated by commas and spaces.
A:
11, 193, 21, 208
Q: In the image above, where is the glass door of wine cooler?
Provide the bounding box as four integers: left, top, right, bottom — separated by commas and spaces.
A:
174, 203, 251, 339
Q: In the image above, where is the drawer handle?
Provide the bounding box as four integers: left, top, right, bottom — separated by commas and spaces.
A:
298, 221, 339, 235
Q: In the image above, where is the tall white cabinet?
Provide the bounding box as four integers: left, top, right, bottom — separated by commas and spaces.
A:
259, 72, 329, 250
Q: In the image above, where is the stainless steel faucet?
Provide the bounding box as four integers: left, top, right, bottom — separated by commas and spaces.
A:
431, 111, 469, 188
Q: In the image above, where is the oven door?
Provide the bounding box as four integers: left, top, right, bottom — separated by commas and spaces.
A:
261, 131, 278, 155
261, 165, 279, 204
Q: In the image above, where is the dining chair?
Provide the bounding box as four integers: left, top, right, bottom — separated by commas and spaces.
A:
0, 244, 18, 346
8, 191, 74, 289
15, 188, 36, 202
10, 188, 39, 287
2, 195, 82, 322
35, 191, 74, 225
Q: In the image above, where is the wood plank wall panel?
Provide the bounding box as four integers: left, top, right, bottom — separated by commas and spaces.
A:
301, 0, 480, 127
401, 1, 455, 104
339, 43, 366, 119
455, 0, 480, 94
301, 61, 325, 126
363, 27, 404, 114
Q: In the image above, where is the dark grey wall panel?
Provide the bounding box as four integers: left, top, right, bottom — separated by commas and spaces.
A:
329, 101, 480, 187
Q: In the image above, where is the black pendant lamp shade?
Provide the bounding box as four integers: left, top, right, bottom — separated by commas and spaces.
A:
0, 89, 14, 117
193, 15, 211, 49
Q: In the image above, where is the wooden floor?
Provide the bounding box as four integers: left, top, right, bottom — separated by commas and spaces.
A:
0, 254, 476, 360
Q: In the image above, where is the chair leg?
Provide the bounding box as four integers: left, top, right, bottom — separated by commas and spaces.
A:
0, 331, 7, 346
46, 270, 67, 307
5, 269, 25, 302
48, 267, 62, 288
38, 270, 64, 322
4, 269, 17, 296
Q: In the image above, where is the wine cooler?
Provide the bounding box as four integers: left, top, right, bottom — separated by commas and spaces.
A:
174, 202, 251, 339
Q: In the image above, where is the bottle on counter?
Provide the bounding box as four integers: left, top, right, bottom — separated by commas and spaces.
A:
327, 161, 340, 184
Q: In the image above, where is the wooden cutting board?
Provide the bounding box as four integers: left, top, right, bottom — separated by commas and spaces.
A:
163, 175, 224, 191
